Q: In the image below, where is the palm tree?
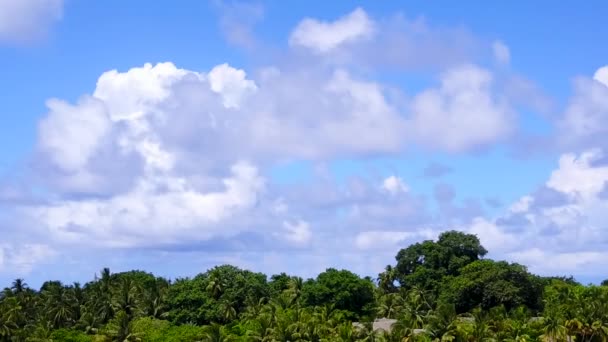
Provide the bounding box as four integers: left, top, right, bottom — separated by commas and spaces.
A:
299, 310, 327, 342
245, 313, 273, 342
269, 309, 300, 341
142, 278, 168, 319
0, 297, 20, 339
219, 299, 238, 323
380, 329, 406, 342
335, 321, 357, 342
11, 279, 27, 295
392, 314, 424, 342
261, 301, 278, 324
504, 319, 533, 342
540, 309, 567, 342
377, 293, 405, 319
287, 277, 303, 297
314, 304, 341, 329
396, 287, 432, 332
271, 292, 293, 311
104, 310, 140, 342
206, 271, 225, 300
29, 320, 54, 341
99, 267, 112, 292
378, 265, 397, 293
41, 281, 76, 329
242, 297, 267, 323
68, 282, 85, 323
467, 308, 495, 342
112, 277, 141, 319
591, 319, 608, 342
76, 309, 101, 335
93, 267, 114, 324
203, 322, 234, 342
355, 321, 383, 342
426, 303, 459, 342
495, 307, 533, 342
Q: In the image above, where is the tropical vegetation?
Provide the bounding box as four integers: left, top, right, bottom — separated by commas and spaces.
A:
1, 231, 606, 341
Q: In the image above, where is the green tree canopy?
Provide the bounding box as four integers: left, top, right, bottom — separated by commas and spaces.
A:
440, 259, 543, 313
302, 268, 375, 319
166, 265, 269, 325
394, 230, 487, 294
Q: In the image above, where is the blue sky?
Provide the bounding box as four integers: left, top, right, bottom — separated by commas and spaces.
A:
1, 0, 608, 286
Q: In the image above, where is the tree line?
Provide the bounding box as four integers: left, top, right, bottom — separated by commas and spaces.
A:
1, 230, 607, 341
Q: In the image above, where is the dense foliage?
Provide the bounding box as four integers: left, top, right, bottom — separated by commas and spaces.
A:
1, 231, 607, 341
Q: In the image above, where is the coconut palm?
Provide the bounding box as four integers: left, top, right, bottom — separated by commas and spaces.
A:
41, 281, 76, 329
504, 319, 532, 342
392, 311, 424, 342
378, 265, 398, 294
355, 321, 383, 342
0, 297, 20, 339
104, 310, 141, 342
314, 304, 342, 329
202, 322, 235, 342
242, 297, 267, 323
540, 314, 567, 342
206, 271, 226, 300
461, 308, 495, 342
142, 278, 169, 319
92, 268, 115, 324
271, 292, 294, 311
11, 279, 27, 295
335, 321, 358, 342
245, 313, 273, 342
426, 303, 459, 342
300, 310, 329, 342
219, 299, 238, 322
378, 293, 405, 319
76, 309, 101, 335
269, 308, 301, 342
112, 277, 141, 319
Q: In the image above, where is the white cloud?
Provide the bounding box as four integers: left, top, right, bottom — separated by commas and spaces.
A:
84, 62, 407, 165
38, 96, 112, 173
289, 7, 374, 53
286, 8, 481, 72
24, 61, 424, 256
354, 231, 413, 250
31, 161, 264, 247
34, 62, 250, 194
457, 150, 608, 275
0, 0, 63, 43
408, 64, 513, 151
0, 244, 56, 274
214, 1, 264, 49
546, 150, 608, 198
466, 217, 518, 253
208, 63, 257, 109
272, 198, 288, 214
245, 68, 406, 159
382, 176, 409, 194
594, 66, 608, 86
492, 40, 511, 65
509, 248, 608, 276
280, 220, 312, 247
558, 66, 608, 148
509, 195, 534, 213
93, 62, 192, 121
